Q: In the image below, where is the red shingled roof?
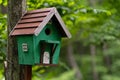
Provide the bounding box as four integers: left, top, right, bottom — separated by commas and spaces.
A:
10, 7, 71, 38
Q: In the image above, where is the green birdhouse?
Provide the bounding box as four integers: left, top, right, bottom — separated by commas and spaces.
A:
9, 7, 71, 65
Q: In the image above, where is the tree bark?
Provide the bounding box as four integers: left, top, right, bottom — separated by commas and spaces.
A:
0, 5, 7, 14
90, 44, 99, 80
5, 0, 27, 80
67, 42, 82, 80
98, 0, 103, 4
89, 0, 97, 6
102, 42, 112, 73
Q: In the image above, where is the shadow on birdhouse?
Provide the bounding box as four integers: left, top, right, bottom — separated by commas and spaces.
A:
9, 7, 71, 66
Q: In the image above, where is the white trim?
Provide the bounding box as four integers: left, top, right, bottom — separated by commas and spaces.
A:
34, 8, 55, 36
34, 7, 71, 38
54, 8, 72, 38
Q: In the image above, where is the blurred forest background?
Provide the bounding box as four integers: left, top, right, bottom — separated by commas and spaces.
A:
0, 0, 120, 80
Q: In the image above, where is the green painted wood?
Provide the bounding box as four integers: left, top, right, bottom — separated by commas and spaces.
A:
17, 35, 34, 65
34, 23, 62, 65
52, 43, 61, 64
39, 40, 60, 64
45, 40, 60, 44
16, 23, 62, 65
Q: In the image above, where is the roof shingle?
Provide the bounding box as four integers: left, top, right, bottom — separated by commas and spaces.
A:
10, 7, 71, 38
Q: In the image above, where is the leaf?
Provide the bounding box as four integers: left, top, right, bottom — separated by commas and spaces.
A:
0, 0, 2, 4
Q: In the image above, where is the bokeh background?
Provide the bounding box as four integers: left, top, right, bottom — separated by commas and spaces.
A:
0, 0, 120, 80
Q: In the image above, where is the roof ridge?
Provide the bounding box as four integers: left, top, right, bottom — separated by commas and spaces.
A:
34, 8, 55, 36
10, 7, 71, 38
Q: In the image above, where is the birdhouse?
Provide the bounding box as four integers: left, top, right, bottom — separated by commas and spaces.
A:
9, 7, 71, 65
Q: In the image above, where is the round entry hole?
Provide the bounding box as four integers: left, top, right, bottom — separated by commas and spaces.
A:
45, 28, 51, 35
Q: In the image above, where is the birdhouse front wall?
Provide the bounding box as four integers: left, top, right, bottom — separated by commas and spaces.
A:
16, 22, 62, 65
33, 23, 62, 65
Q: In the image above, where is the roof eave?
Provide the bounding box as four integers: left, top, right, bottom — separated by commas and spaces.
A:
54, 8, 72, 38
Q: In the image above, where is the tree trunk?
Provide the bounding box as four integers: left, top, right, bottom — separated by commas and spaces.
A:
89, 0, 97, 6
90, 44, 99, 80
67, 42, 82, 80
98, 0, 103, 4
5, 0, 27, 80
0, 5, 7, 14
102, 42, 112, 73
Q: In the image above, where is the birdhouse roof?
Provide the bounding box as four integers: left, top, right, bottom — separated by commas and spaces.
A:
10, 7, 71, 38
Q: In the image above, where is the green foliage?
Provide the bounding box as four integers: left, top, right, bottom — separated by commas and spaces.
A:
0, 0, 120, 80
0, 14, 7, 62
0, 11, 7, 80
0, 0, 7, 6
32, 61, 71, 80
102, 75, 120, 80
50, 70, 75, 80
0, 69, 4, 80
32, 70, 75, 80
0, 1, 7, 80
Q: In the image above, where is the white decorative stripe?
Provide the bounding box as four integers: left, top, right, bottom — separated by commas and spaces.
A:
34, 7, 72, 38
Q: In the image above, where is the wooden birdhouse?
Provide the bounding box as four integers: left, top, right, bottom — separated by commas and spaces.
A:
9, 7, 71, 65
